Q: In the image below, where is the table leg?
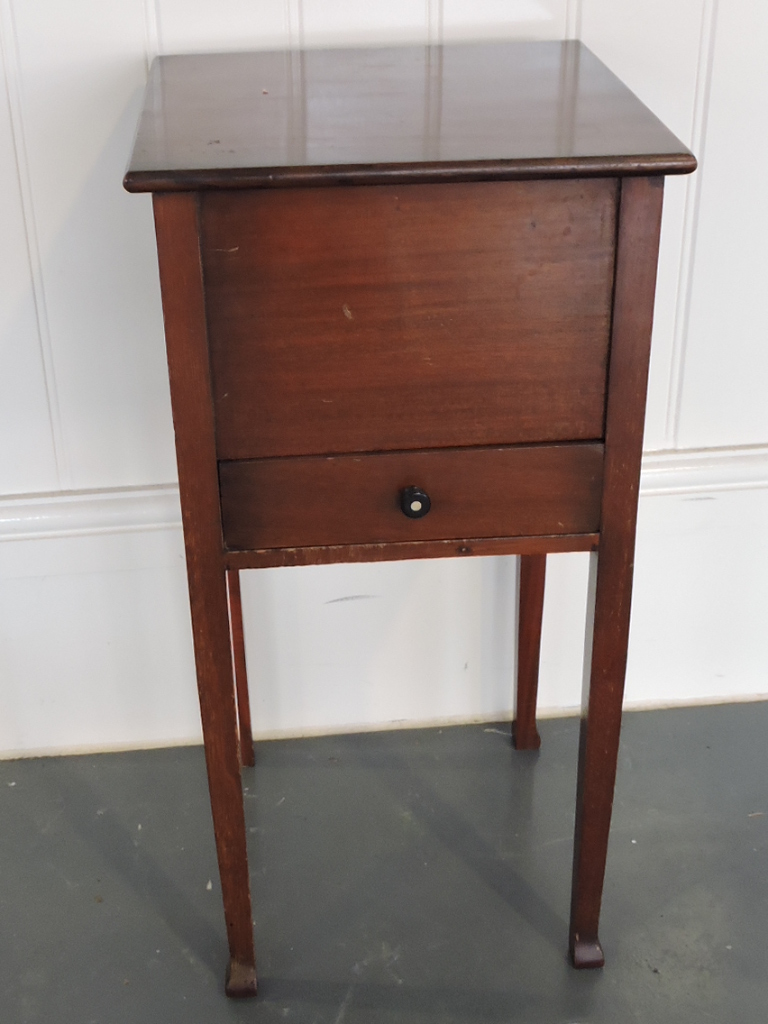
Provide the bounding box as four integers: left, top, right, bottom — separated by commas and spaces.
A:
187, 565, 258, 996
227, 569, 256, 768
570, 538, 637, 967
512, 553, 546, 750
568, 552, 611, 968
153, 191, 257, 996
569, 175, 665, 970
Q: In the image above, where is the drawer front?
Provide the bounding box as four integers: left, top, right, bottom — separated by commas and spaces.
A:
219, 443, 603, 551
201, 179, 617, 460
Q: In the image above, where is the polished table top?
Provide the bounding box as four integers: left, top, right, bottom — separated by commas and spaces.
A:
124, 40, 695, 192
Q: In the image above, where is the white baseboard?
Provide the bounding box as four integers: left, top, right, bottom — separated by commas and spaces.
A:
4, 693, 767, 761
1, 444, 767, 542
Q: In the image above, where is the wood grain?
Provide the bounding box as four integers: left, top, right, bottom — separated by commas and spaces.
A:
513, 554, 547, 751
127, 38, 696, 995
227, 569, 255, 769
219, 443, 604, 551
124, 42, 695, 193
152, 192, 257, 996
224, 533, 599, 570
203, 180, 616, 459
569, 176, 665, 970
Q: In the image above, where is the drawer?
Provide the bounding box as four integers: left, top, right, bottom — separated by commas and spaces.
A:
219, 443, 604, 551
201, 179, 617, 460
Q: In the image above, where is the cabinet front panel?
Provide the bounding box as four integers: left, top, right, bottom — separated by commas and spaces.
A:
201, 179, 617, 460
219, 442, 604, 551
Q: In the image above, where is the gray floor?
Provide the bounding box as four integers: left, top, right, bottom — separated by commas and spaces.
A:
1, 702, 767, 1023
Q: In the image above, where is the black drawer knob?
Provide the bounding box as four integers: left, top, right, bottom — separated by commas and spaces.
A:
401, 486, 431, 519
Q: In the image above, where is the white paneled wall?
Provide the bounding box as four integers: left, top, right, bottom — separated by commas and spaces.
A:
440, 0, 569, 42
0, 32, 58, 493
579, 0, 709, 451
3, 0, 174, 490
678, 1, 768, 448
0, 0, 766, 757
156, 0, 289, 53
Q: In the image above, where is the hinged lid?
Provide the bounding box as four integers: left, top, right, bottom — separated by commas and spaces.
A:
125, 40, 695, 192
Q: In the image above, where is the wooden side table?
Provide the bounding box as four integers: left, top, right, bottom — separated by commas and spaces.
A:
125, 40, 695, 996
